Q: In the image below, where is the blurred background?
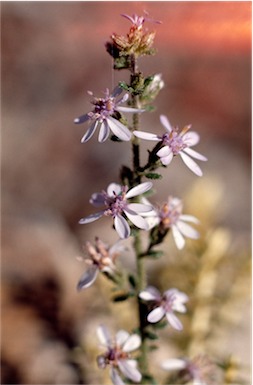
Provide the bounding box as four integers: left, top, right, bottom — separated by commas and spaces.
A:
1, 2, 251, 384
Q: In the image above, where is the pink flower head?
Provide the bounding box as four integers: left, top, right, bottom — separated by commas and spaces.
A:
161, 354, 217, 385
139, 286, 188, 330
121, 12, 161, 29
79, 182, 153, 239
77, 238, 124, 290
74, 86, 144, 143
133, 115, 207, 176
96, 325, 142, 385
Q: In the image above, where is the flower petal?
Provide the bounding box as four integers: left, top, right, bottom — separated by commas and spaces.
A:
176, 220, 199, 239
171, 225, 185, 250
98, 121, 110, 142
161, 358, 187, 371
166, 312, 183, 331
74, 114, 90, 124
133, 130, 160, 141
118, 360, 142, 382
157, 145, 172, 157
179, 214, 200, 224
107, 116, 132, 141
160, 115, 172, 132
180, 152, 203, 176
139, 286, 161, 301
147, 306, 165, 323
127, 203, 153, 213
110, 368, 125, 385
125, 182, 153, 199
160, 152, 174, 166
122, 334, 141, 352
183, 147, 207, 161
107, 183, 122, 197
77, 265, 98, 290
97, 324, 111, 346
183, 131, 200, 146
90, 193, 105, 207
114, 214, 131, 239
79, 211, 104, 224
81, 121, 98, 143
124, 209, 149, 230
117, 106, 145, 113
116, 330, 130, 347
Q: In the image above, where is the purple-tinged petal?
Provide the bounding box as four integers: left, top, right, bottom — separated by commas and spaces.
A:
90, 193, 105, 207
117, 106, 145, 113
171, 225, 185, 250
124, 209, 149, 230
147, 306, 165, 323
157, 145, 172, 157
116, 330, 130, 347
127, 203, 153, 213
81, 121, 98, 143
110, 368, 125, 385
139, 286, 161, 301
160, 115, 172, 132
107, 116, 132, 141
111, 86, 123, 98
122, 334, 141, 353
160, 152, 174, 166
114, 214, 131, 239
97, 324, 111, 347
161, 358, 187, 371
79, 211, 104, 224
107, 183, 122, 197
74, 114, 90, 124
133, 130, 160, 141
183, 147, 207, 161
118, 360, 142, 382
77, 265, 98, 290
98, 121, 110, 142
183, 131, 200, 146
125, 182, 152, 199
176, 221, 199, 239
166, 312, 183, 331
180, 152, 203, 176
179, 214, 200, 224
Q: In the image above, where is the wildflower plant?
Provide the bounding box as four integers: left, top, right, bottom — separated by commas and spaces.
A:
74, 12, 219, 385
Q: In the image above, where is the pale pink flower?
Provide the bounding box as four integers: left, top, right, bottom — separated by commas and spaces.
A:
141, 196, 200, 249
121, 12, 161, 29
96, 325, 142, 385
133, 115, 207, 176
74, 87, 144, 143
161, 354, 217, 385
77, 238, 124, 290
79, 182, 153, 239
139, 286, 188, 330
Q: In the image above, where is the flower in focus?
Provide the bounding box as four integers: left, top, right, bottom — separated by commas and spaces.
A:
77, 237, 124, 290
74, 87, 144, 143
133, 115, 207, 176
96, 325, 142, 385
161, 354, 217, 385
79, 182, 153, 239
139, 286, 188, 330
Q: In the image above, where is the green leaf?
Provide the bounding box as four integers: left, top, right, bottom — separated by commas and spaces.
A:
112, 292, 131, 302
144, 172, 162, 180
146, 250, 163, 259
151, 320, 168, 329
144, 330, 158, 340
128, 274, 137, 289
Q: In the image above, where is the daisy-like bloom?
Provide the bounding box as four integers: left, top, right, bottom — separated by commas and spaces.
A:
96, 325, 142, 385
141, 196, 200, 249
139, 286, 188, 331
74, 86, 144, 143
77, 237, 124, 291
161, 354, 217, 385
133, 115, 207, 176
79, 182, 153, 239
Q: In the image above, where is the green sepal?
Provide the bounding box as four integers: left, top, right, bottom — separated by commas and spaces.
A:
144, 172, 162, 180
